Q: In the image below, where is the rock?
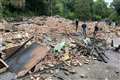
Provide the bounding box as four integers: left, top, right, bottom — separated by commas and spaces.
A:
49, 70, 54, 74
47, 63, 54, 67
80, 74, 88, 78
64, 71, 70, 75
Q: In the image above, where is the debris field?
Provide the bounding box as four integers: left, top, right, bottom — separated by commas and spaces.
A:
0, 16, 120, 80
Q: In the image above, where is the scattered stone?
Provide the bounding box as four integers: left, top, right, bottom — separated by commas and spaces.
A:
80, 74, 88, 79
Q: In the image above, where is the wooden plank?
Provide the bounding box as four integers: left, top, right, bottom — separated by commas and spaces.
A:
0, 59, 8, 73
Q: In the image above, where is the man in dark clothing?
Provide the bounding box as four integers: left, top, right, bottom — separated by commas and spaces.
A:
93, 22, 99, 44
94, 22, 99, 35
75, 19, 79, 32
81, 22, 87, 37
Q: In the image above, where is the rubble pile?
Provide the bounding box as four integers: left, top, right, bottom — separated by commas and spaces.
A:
0, 16, 119, 80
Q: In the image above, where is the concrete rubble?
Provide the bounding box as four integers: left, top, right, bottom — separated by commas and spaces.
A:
0, 16, 120, 80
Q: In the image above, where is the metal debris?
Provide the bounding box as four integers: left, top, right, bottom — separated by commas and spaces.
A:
5, 43, 49, 77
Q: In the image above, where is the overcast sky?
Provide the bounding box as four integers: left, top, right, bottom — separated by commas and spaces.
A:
94, 0, 113, 3
105, 0, 113, 3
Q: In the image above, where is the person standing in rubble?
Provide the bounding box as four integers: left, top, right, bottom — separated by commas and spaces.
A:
93, 21, 99, 43
112, 22, 116, 28
75, 19, 79, 32
81, 21, 87, 37
0, 35, 3, 58
94, 22, 99, 35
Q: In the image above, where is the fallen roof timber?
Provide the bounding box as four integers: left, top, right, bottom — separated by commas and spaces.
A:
5, 43, 49, 77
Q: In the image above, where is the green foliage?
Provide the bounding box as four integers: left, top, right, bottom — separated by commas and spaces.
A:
0, 0, 119, 22
112, 0, 120, 15
93, 0, 108, 19
74, 0, 94, 20
109, 0, 120, 23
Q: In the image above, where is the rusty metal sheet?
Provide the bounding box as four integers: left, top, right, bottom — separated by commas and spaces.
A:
5, 43, 49, 77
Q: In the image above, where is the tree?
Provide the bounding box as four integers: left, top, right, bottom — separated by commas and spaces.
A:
25, 0, 48, 15
112, 0, 120, 15
10, 0, 26, 8
0, 0, 26, 17
93, 0, 108, 20
1, 0, 25, 10
48, 0, 75, 19
47, 0, 61, 16
74, 0, 94, 20
0, 0, 118, 22
62, 0, 76, 18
